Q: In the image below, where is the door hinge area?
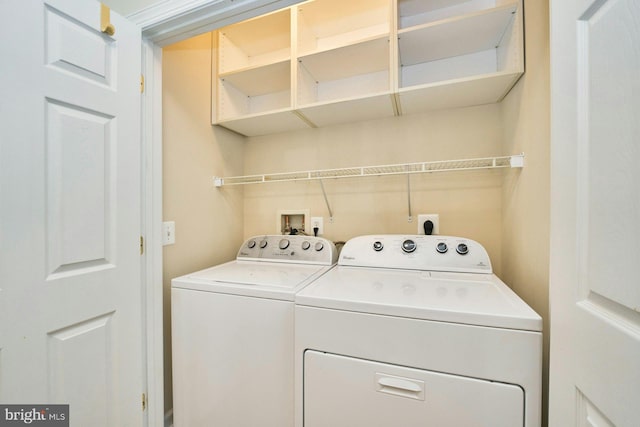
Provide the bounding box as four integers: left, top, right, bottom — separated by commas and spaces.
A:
140, 74, 145, 93
100, 4, 116, 36
140, 236, 144, 255
142, 393, 147, 411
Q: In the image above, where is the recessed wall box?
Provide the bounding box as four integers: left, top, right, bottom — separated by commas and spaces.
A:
277, 209, 310, 235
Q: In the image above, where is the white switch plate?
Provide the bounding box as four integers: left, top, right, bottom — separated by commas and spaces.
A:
163, 221, 175, 245
311, 216, 323, 236
417, 214, 439, 235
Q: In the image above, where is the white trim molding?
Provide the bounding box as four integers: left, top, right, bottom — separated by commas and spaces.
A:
129, 0, 304, 46
141, 38, 165, 427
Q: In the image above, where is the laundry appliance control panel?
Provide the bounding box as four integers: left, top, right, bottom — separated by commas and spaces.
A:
237, 235, 338, 265
339, 235, 492, 274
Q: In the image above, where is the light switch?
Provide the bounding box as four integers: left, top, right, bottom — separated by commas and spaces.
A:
163, 221, 175, 245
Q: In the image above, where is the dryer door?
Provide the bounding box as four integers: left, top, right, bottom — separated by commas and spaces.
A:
304, 350, 524, 427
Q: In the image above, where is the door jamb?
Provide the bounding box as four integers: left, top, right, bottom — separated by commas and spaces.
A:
133, 1, 304, 426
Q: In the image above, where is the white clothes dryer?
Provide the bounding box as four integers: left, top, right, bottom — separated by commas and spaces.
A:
295, 235, 542, 427
172, 235, 337, 427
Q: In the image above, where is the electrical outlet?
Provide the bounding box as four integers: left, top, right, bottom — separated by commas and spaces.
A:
311, 216, 323, 236
163, 221, 175, 245
417, 214, 439, 235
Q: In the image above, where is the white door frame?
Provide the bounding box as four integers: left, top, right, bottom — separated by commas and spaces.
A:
130, 1, 304, 425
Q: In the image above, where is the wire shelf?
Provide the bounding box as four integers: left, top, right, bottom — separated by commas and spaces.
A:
214, 154, 524, 187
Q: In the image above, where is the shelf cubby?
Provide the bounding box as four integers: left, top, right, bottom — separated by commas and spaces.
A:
297, 37, 392, 107
296, 0, 391, 57
218, 9, 291, 74
215, 8, 295, 129
398, 0, 516, 29
397, 0, 523, 114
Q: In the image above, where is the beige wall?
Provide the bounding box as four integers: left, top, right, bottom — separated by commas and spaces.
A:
244, 105, 505, 274
162, 33, 245, 413
501, 1, 551, 425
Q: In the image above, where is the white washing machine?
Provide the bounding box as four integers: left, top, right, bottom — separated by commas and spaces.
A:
172, 235, 337, 427
295, 235, 542, 427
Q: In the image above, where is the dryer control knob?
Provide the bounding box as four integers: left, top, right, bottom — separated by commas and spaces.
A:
402, 239, 417, 253
314, 242, 324, 251
456, 243, 469, 255
373, 241, 384, 252
436, 242, 448, 254
301, 241, 311, 250
259, 239, 268, 249
247, 240, 256, 249
279, 239, 290, 250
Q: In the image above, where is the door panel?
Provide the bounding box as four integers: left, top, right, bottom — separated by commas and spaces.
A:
0, 1, 143, 425
578, 0, 640, 311
46, 99, 115, 275
45, 5, 114, 85
47, 313, 115, 427
550, 0, 640, 426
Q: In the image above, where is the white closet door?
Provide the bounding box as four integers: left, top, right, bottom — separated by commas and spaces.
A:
0, 1, 144, 425
549, 0, 640, 426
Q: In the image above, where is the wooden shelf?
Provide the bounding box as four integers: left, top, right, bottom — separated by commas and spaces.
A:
297, 0, 391, 56
297, 93, 396, 128
398, 71, 523, 114
398, 0, 515, 28
211, 0, 524, 136
297, 37, 390, 88
217, 109, 311, 137
399, 4, 518, 66
219, 60, 290, 97
218, 9, 290, 74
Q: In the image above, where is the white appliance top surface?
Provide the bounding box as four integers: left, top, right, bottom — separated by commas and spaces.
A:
184, 260, 329, 289
172, 260, 334, 300
296, 235, 541, 331
171, 235, 338, 300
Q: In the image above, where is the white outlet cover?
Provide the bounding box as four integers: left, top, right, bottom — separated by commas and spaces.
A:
311, 216, 323, 236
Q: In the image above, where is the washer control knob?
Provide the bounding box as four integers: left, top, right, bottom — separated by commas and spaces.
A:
314, 242, 324, 251
259, 239, 268, 249
373, 241, 384, 252
402, 239, 417, 253
279, 239, 290, 250
456, 243, 469, 255
436, 242, 448, 254
247, 240, 256, 249
301, 241, 311, 250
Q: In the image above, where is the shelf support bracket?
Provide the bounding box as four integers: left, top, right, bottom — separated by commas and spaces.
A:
319, 179, 334, 222
406, 172, 413, 223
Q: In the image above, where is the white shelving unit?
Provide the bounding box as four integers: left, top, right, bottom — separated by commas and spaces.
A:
214, 154, 525, 187
212, 0, 525, 136
215, 8, 310, 135
397, 0, 523, 113
296, 0, 394, 126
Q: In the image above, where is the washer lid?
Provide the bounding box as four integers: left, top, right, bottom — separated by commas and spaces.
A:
295, 266, 542, 332
172, 260, 332, 298
184, 261, 330, 288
